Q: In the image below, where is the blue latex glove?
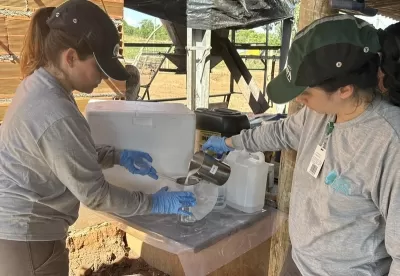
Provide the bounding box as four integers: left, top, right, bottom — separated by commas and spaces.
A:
120, 150, 158, 180
202, 136, 233, 155
151, 186, 197, 215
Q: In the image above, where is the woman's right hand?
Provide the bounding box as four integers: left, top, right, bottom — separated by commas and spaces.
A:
202, 136, 234, 154
150, 187, 197, 215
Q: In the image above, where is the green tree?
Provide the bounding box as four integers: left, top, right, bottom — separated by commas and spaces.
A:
123, 19, 171, 41
235, 29, 266, 43
156, 26, 170, 41
123, 20, 136, 36
138, 19, 156, 38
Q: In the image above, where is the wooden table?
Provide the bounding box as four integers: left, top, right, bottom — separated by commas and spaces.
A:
107, 206, 287, 276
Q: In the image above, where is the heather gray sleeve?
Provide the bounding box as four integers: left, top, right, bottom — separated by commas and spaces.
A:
376, 143, 400, 275
37, 116, 152, 217
231, 106, 307, 152
95, 144, 121, 169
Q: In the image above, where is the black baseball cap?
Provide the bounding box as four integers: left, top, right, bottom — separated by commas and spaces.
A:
46, 0, 130, 81
267, 14, 381, 104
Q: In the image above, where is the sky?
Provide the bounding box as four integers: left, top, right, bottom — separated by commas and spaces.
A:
123, 8, 160, 27
123, 7, 398, 30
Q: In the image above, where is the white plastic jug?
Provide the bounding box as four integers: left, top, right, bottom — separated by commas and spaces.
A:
224, 150, 273, 213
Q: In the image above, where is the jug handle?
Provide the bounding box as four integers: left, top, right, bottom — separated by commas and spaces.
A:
249, 152, 265, 164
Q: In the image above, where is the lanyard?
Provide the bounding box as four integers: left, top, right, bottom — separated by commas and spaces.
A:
321, 121, 335, 149
308, 119, 335, 178
308, 120, 334, 178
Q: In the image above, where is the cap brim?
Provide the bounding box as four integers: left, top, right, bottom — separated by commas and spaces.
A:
267, 70, 307, 104
94, 54, 131, 81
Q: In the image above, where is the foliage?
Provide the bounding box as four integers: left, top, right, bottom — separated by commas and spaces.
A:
122, 5, 301, 45
123, 3, 300, 59
123, 19, 170, 41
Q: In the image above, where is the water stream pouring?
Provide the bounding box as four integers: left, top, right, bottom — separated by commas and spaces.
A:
184, 168, 198, 185
174, 152, 231, 225
135, 153, 228, 225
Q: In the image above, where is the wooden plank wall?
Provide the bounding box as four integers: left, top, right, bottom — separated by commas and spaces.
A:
0, 0, 125, 122
366, 1, 400, 21
0, 0, 124, 19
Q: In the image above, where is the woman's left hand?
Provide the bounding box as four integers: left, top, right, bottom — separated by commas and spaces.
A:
119, 150, 158, 180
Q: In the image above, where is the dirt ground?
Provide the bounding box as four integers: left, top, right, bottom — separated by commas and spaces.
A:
124, 66, 279, 114
68, 220, 169, 276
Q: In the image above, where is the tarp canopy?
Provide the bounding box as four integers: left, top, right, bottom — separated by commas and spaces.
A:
124, 0, 297, 30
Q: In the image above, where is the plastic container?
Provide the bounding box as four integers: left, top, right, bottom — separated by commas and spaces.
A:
176, 177, 219, 225
85, 100, 196, 194
224, 150, 273, 213
194, 108, 250, 153
214, 185, 227, 210
177, 177, 200, 226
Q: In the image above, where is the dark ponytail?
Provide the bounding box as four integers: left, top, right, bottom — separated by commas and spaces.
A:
20, 7, 55, 78
378, 23, 400, 106
20, 7, 93, 79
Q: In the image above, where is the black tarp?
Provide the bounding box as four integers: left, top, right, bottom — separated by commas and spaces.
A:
124, 0, 296, 30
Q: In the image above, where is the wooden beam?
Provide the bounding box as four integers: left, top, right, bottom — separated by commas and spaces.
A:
366, 0, 400, 9
0, 61, 20, 79
0, 16, 9, 55
25, 0, 124, 19
27, 0, 65, 10
217, 35, 269, 114
0, 0, 26, 10
267, 2, 338, 276
90, 0, 124, 19
0, 59, 124, 92
6, 16, 30, 56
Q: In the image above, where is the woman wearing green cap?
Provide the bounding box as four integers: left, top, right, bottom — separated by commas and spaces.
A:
204, 14, 400, 276
0, 1, 196, 275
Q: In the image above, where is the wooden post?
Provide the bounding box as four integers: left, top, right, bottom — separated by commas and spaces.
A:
186, 28, 212, 110
279, 18, 294, 72
268, 2, 338, 276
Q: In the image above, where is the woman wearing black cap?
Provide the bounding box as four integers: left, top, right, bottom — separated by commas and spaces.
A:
204, 14, 400, 276
0, 1, 196, 275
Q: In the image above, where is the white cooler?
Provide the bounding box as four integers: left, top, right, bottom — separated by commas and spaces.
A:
85, 100, 196, 194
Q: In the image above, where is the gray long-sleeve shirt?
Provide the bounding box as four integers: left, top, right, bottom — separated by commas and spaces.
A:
232, 95, 400, 276
0, 68, 152, 241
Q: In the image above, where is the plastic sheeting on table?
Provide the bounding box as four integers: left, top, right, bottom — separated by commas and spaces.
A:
103, 206, 287, 276
124, 0, 297, 30
103, 167, 219, 221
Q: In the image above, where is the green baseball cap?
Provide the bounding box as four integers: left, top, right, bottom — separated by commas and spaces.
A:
267, 14, 381, 104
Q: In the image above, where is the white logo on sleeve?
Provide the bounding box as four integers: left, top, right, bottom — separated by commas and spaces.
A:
113, 44, 120, 57
286, 65, 292, 82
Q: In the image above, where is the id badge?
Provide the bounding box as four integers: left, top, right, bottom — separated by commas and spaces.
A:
307, 145, 326, 178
